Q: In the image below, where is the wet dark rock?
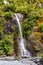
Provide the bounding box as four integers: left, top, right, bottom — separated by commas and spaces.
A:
26, 34, 43, 56
13, 13, 24, 22
0, 36, 2, 40
35, 59, 43, 65
3, 19, 13, 34
39, 59, 43, 65
28, 57, 43, 65
24, 39, 37, 56
3, 13, 24, 35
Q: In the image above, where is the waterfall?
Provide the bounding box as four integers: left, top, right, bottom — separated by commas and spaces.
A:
4, 0, 31, 58
15, 14, 31, 57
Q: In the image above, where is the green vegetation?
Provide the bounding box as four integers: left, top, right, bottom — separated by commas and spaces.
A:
0, 35, 13, 56
40, 53, 43, 59
0, 0, 43, 56
39, 24, 43, 32
33, 46, 40, 52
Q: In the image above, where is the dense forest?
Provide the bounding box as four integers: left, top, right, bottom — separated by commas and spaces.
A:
0, 0, 43, 58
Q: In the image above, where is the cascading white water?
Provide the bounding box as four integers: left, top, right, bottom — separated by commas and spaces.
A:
15, 14, 31, 57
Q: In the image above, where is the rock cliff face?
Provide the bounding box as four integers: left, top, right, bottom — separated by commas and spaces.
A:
3, 13, 43, 57
25, 33, 43, 56
3, 13, 24, 34
3, 13, 24, 58
25, 19, 43, 56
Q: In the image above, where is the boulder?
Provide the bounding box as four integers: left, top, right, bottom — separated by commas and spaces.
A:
26, 32, 43, 56
24, 39, 37, 56
13, 13, 24, 22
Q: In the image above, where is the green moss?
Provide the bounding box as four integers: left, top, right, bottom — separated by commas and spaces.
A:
4, 11, 13, 20
39, 24, 43, 32
40, 53, 43, 59
33, 46, 40, 52
3, 4, 16, 12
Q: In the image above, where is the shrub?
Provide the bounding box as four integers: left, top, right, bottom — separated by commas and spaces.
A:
0, 41, 4, 55
4, 11, 13, 20
41, 33, 43, 39
32, 32, 41, 44
3, 4, 15, 12
1, 35, 13, 56
22, 18, 35, 38
33, 46, 40, 52
39, 24, 43, 32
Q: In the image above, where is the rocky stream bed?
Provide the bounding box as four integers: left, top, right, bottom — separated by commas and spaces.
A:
0, 57, 43, 65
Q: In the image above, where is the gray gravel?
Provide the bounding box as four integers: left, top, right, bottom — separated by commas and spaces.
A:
0, 60, 25, 65
0, 59, 37, 65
